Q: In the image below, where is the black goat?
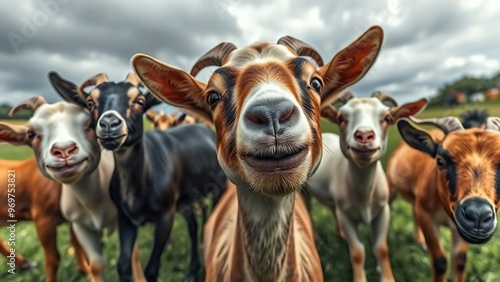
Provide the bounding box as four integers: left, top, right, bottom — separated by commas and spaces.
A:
49, 72, 227, 282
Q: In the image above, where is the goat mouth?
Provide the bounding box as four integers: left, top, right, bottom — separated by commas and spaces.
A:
97, 134, 126, 142
243, 147, 308, 172
349, 146, 379, 154
97, 134, 126, 150
455, 223, 495, 244
46, 159, 87, 177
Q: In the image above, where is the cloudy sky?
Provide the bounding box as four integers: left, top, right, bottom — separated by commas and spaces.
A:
1, 0, 499, 110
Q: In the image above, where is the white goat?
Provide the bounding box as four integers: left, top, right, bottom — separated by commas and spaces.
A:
307, 91, 427, 282
0, 89, 143, 282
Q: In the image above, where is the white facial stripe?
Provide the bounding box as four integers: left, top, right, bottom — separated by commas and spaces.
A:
29, 103, 95, 167
342, 98, 391, 148
238, 82, 310, 145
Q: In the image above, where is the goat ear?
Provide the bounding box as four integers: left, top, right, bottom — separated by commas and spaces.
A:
319, 26, 384, 107
0, 123, 30, 147
397, 118, 437, 157
48, 71, 87, 107
145, 109, 157, 122
390, 98, 428, 121
131, 54, 212, 123
320, 104, 339, 124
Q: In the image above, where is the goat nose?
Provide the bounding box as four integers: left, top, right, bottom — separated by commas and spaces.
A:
354, 130, 375, 144
51, 143, 79, 159
463, 204, 494, 228
245, 99, 296, 135
99, 115, 122, 131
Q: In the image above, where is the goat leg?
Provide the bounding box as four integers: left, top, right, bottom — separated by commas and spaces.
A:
182, 207, 201, 282
144, 208, 176, 281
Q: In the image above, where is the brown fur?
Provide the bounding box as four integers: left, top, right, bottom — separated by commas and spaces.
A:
387, 128, 500, 281
0, 158, 89, 281
132, 26, 385, 281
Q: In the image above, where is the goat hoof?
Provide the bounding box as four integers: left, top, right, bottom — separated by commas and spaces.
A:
20, 260, 38, 270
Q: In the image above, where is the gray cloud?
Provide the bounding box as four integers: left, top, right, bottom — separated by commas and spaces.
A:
0, 0, 499, 106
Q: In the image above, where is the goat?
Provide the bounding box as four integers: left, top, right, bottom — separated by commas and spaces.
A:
145, 109, 191, 130
0, 158, 89, 281
308, 91, 427, 281
0, 95, 143, 282
51, 72, 228, 282
388, 108, 491, 203
131, 25, 384, 281
386, 116, 500, 281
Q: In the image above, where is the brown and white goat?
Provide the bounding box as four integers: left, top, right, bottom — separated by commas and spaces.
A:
308, 91, 427, 282
132, 25, 384, 281
0, 158, 89, 281
387, 116, 500, 282
0, 96, 143, 282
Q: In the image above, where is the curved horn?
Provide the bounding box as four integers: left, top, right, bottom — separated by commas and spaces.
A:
190, 42, 237, 77
277, 35, 324, 66
409, 116, 464, 134
79, 73, 109, 95
485, 117, 500, 131
332, 91, 355, 108
125, 73, 144, 88
9, 96, 47, 117
371, 91, 398, 107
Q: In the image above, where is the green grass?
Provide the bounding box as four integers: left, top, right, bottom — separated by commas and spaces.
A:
1, 101, 500, 281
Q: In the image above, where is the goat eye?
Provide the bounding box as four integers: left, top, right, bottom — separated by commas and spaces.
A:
27, 131, 35, 140
310, 78, 322, 92
207, 91, 221, 106
436, 157, 446, 168
337, 115, 345, 123
136, 99, 145, 106
86, 100, 94, 108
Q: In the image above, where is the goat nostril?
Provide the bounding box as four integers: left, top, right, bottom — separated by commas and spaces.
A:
51, 148, 64, 159
481, 212, 493, 224
279, 107, 294, 122
247, 112, 267, 125
67, 144, 79, 156
110, 119, 122, 128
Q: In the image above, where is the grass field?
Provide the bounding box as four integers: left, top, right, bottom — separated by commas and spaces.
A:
1, 101, 500, 281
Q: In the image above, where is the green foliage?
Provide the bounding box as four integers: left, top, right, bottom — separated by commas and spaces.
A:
1, 103, 500, 281
429, 72, 500, 107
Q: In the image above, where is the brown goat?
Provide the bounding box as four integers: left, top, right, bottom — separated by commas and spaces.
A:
0, 158, 89, 282
387, 116, 500, 282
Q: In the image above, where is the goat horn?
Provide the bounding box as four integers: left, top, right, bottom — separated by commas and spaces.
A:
125, 73, 144, 88
409, 116, 464, 134
485, 117, 500, 132
9, 96, 47, 117
371, 91, 398, 107
277, 35, 324, 66
332, 91, 355, 108
190, 42, 237, 77
79, 73, 109, 95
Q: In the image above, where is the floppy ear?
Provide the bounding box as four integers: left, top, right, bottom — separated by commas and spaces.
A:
320, 104, 339, 124
145, 109, 157, 122
397, 118, 437, 157
0, 123, 30, 147
319, 26, 384, 107
390, 98, 428, 122
131, 54, 212, 123
48, 71, 87, 107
